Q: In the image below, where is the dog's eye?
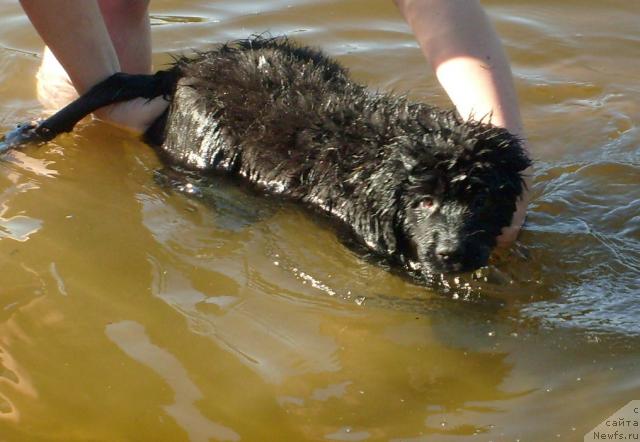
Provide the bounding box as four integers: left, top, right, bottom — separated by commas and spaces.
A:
416, 197, 435, 210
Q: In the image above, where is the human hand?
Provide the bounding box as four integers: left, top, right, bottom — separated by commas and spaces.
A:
37, 46, 168, 135
496, 166, 533, 246
93, 95, 169, 135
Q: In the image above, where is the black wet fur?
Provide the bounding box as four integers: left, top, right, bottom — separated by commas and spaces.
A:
2, 36, 531, 279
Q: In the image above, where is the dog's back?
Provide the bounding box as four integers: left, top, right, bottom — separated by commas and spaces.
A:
158, 38, 356, 176
156, 38, 419, 252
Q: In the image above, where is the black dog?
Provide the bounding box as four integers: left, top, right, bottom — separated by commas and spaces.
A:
1, 37, 530, 279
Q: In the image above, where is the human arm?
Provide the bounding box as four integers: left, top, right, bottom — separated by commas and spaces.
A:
394, 0, 532, 245
20, 0, 167, 134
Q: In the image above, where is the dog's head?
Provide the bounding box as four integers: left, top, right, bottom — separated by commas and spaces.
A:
395, 113, 531, 274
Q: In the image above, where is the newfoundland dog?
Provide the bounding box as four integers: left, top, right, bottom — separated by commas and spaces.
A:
1, 37, 531, 280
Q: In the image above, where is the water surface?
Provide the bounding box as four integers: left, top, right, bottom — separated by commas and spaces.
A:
0, 1, 638, 441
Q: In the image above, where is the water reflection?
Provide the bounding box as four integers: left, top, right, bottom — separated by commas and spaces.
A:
106, 321, 240, 442
140, 184, 534, 439
0, 177, 42, 243
0, 343, 35, 423
148, 258, 343, 384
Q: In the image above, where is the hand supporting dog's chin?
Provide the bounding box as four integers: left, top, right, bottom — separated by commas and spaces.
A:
496, 167, 534, 247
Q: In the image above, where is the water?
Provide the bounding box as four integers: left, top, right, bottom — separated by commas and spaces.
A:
0, 1, 638, 441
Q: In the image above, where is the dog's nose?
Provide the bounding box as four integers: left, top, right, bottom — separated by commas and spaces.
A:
436, 245, 464, 263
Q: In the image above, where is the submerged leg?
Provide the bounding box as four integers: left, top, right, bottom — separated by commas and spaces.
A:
0, 69, 175, 153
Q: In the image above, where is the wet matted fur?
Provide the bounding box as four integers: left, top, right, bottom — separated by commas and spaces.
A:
150, 37, 531, 277
2, 37, 531, 280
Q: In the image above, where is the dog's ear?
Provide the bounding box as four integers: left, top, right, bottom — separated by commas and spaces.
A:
477, 130, 531, 194
442, 120, 531, 196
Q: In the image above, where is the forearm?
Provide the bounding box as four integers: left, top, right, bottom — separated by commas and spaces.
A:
394, 0, 524, 140
98, 0, 152, 74
20, 0, 120, 94
395, 0, 532, 245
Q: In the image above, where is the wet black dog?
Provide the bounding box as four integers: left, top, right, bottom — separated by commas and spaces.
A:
1, 37, 530, 279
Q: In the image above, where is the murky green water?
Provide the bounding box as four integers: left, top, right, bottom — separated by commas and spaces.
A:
0, 1, 638, 441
